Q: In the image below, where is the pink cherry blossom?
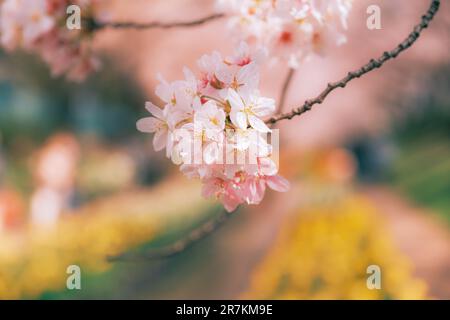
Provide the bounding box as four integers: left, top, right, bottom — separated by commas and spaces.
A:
202, 177, 242, 212
194, 101, 226, 138
0, 0, 100, 81
137, 102, 174, 152
216, 0, 353, 68
137, 44, 290, 212
227, 89, 275, 133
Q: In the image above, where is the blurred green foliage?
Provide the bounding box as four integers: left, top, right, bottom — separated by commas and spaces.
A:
0, 52, 166, 194
388, 65, 450, 223
0, 52, 145, 146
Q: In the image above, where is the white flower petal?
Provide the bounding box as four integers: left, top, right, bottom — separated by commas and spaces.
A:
252, 97, 275, 117
215, 65, 233, 84
165, 132, 175, 157
183, 67, 196, 83
227, 89, 245, 111
136, 117, 162, 133
231, 111, 248, 130
145, 101, 164, 119
153, 129, 168, 151
248, 115, 271, 133
237, 62, 259, 89
266, 175, 290, 192
235, 41, 250, 59
155, 76, 173, 103
203, 143, 219, 165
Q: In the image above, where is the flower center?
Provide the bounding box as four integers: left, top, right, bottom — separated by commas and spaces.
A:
244, 104, 255, 116
231, 77, 242, 90
280, 31, 293, 44
210, 117, 219, 126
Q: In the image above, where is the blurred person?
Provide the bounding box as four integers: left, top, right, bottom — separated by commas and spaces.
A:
29, 133, 80, 228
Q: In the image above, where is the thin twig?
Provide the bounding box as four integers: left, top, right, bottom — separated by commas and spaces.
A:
90, 13, 225, 31
266, 0, 441, 125
276, 68, 296, 115
107, 208, 235, 262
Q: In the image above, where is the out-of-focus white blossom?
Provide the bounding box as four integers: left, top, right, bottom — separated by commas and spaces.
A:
216, 0, 353, 68
0, 0, 100, 81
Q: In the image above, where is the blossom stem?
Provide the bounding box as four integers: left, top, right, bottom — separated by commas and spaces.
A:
89, 13, 225, 31
266, 0, 441, 125
107, 207, 236, 262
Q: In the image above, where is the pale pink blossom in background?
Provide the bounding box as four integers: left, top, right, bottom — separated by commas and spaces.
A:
216, 0, 353, 68
0, 0, 100, 81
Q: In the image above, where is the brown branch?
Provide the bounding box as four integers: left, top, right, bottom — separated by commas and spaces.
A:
266, 0, 441, 125
107, 207, 235, 262
276, 68, 296, 115
90, 13, 225, 31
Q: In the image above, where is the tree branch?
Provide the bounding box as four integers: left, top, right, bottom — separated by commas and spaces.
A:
276, 68, 296, 115
107, 207, 235, 262
90, 13, 225, 31
266, 0, 441, 125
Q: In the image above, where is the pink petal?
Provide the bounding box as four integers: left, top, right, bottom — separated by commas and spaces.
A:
237, 62, 259, 88
153, 130, 168, 151
247, 179, 266, 204
183, 67, 197, 83
216, 66, 233, 84
155, 80, 173, 103
165, 132, 175, 157
266, 175, 290, 192
227, 89, 245, 111
259, 157, 278, 176
222, 195, 241, 213
202, 179, 218, 199
145, 101, 164, 119
203, 143, 219, 165
136, 117, 161, 133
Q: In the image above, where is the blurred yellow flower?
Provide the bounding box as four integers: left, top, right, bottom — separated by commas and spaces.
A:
244, 195, 427, 300
0, 178, 213, 299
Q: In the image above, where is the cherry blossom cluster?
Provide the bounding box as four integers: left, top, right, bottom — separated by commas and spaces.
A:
0, 0, 99, 81
216, 0, 353, 68
137, 43, 290, 212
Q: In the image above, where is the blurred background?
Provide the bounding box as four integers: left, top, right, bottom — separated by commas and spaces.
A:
0, 0, 449, 299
